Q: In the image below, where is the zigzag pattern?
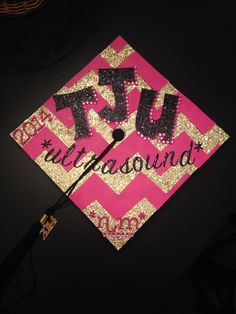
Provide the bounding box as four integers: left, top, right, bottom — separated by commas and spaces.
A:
101, 44, 135, 67
11, 37, 229, 250
35, 150, 95, 191
40, 106, 228, 154
35, 149, 196, 194
48, 69, 228, 154
70, 171, 192, 219
175, 114, 228, 153
56, 70, 176, 109
83, 198, 157, 250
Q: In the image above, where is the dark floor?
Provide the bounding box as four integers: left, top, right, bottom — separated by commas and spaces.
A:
0, 2, 234, 314
160, 220, 236, 314
160, 276, 200, 314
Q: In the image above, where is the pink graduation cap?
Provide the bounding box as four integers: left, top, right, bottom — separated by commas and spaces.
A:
10, 36, 229, 250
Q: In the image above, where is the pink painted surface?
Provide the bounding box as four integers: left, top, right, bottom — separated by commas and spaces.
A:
11, 36, 229, 234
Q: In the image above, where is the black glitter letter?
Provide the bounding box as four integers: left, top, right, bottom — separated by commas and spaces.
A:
53, 87, 98, 140
136, 89, 179, 143
98, 68, 135, 123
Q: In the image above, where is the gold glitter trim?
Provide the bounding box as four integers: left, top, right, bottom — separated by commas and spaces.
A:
35, 151, 96, 192
35, 150, 197, 194
10, 106, 75, 148
143, 158, 197, 193
155, 82, 178, 109
10, 40, 230, 251
57, 70, 160, 107
90, 109, 229, 154
175, 114, 229, 153
11, 101, 229, 156
58, 71, 116, 106
153, 113, 230, 153
126, 74, 150, 92
101, 44, 135, 67
89, 109, 137, 144
55, 69, 179, 152
31, 107, 227, 196
127, 81, 178, 109
54, 68, 230, 153
83, 198, 157, 250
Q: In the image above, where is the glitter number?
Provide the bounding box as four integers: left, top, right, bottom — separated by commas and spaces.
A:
22, 121, 37, 137
31, 115, 44, 132
12, 108, 52, 146
12, 128, 30, 146
39, 108, 52, 122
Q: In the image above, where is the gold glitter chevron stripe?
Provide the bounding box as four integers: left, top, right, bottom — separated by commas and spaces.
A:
35, 150, 196, 194
143, 159, 196, 193
36, 106, 228, 155
99, 154, 197, 193
37, 107, 75, 147
100, 44, 135, 67
12, 69, 227, 153
57, 70, 176, 109
89, 109, 229, 154
126, 80, 178, 109
35, 151, 95, 192
29, 106, 137, 149
10, 106, 76, 148
152, 113, 229, 153
155, 82, 178, 109
175, 114, 229, 153
57, 70, 160, 106
89, 109, 136, 144
83, 198, 157, 250
57, 71, 115, 106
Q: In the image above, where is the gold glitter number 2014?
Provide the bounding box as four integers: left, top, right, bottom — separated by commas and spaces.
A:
12, 108, 52, 146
